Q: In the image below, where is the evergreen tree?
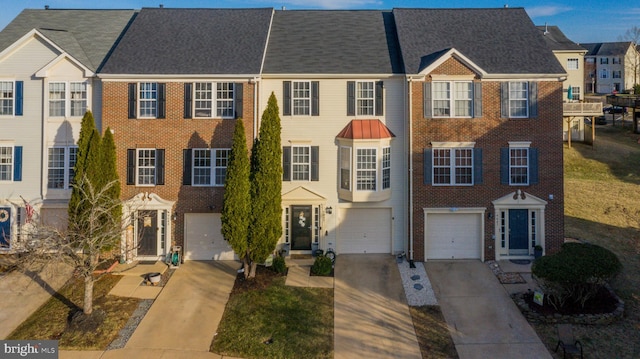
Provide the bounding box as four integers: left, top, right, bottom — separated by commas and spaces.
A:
99, 128, 122, 244
221, 120, 251, 275
247, 93, 282, 278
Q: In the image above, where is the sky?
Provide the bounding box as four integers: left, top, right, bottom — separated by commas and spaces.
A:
0, 0, 638, 44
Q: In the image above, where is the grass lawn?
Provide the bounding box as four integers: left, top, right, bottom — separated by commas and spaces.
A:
210, 267, 333, 359
7, 274, 140, 350
410, 306, 459, 359
530, 125, 640, 358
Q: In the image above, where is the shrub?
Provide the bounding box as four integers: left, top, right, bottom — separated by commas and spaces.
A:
311, 255, 332, 276
271, 255, 287, 274
532, 242, 622, 309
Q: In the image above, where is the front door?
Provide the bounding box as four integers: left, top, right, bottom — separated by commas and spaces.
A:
291, 205, 312, 250
137, 210, 158, 256
0, 207, 10, 248
509, 209, 528, 255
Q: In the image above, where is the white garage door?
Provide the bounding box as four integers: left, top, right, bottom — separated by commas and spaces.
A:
426, 213, 481, 260
184, 213, 235, 260
338, 208, 391, 254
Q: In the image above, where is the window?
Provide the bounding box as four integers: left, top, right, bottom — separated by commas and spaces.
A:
432, 148, 473, 185
49, 82, 65, 117
600, 57, 609, 64
47, 147, 77, 189
432, 81, 473, 117
70, 82, 87, 116
586, 58, 595, 64
292, 82, 310, 116
612, 57, 621, 64
356, 148, 376, 190
216, 83, 234, 118
190, 82, 235, 118
571, 86, 581, 101
508, 82, 528, 118
357, 82, 375, 116
382, 147, 391, 190
600, 69, 608, 79
567, 58, 579, 70
0, 82, 13, 115
509, 148, 529, 185
194, 83, 212, 117
137, 149, 156, 185
0, 146, 13, 181
613, 71, 622, 79
48, 82, 87, 117
283, 146, 319, 181
191, 148, 230, 186
501, 143, 538, 186
340, 147, 351, 190
432, 82, 450, 116
139, 83, 158, 118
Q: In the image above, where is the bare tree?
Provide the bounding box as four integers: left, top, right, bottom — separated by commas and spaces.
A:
619, 26, 640, 89
19, 176, 127, 316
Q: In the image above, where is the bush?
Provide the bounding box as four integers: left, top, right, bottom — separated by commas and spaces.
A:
532, 242, 622, 309
311, 255, 332, 276
271, 255, 287, 274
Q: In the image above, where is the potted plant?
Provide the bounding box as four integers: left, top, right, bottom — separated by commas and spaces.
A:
534, 245, 543, 259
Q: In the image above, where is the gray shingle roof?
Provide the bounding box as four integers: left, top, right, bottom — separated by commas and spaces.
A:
580, 42, 633, 56
100, 8, 273, 75
262, 10, 403, 74
394, 8, 565, 75
536, 25, 586, 52
0, 9, 136, 72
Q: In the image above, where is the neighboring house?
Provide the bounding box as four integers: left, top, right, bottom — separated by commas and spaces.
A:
260, 10, 407, 256
99, 8, 272, 261
0, 9, 136, 250
394, 8, 566, 261
537, 25, 601, 143
581, 42, 640, 93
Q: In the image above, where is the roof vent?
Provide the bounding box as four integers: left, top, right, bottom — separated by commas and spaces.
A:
282, 6, 286, 10
45, 5, 50, 10
159, 4, 164, 8
544, 22, 549, 35
504, 4, 509, 8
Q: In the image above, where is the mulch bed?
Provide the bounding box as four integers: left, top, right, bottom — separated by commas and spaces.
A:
497, 272, 526, 284
522, 286, 619, 316
231, 265, 285, 295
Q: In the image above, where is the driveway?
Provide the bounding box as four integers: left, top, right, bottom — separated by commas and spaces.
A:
425, 260, 551, 359
334, 254, 421, 359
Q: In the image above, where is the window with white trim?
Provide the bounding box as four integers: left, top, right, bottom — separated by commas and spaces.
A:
292, 81, 310, 116
194, 82, 213, 117
47, 147, 77, 189
613, 71, 622, 79
356, 148, 376, 190
0, 81, 14, 116
216, 83, 234, 118
139, 83, 158, 118
600, 69, 608, 79
70, 82, 87, 116
600, 57, 609, 64
48, 82, 87, 118
508, 82, 528, 118
292, 146, 310, 181
357, 81, 375, 116
137, 149, 156, 186
192, 148, 230, 186
340, 147, 351, 190
432, 148, 473, 185
567, 58, 579, 70
509, 147, 529, 185
382, 147, 391, 190
193, 82, 235, 118
433, 81, 472, 117
49, 82, 65, 117
612, 57, 621, 64
571, 86, 581, 101
0, 146, 13, 181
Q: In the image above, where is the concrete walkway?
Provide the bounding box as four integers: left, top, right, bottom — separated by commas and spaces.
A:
425, 260, 551, 359
334, 254, 422, 359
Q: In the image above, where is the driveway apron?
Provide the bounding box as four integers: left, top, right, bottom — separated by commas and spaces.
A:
334, 254, 421, 359
123, 260, 238, 352
425, 260, 551, 359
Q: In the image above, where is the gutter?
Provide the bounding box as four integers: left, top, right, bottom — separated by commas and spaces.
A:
407, 76, 415, 267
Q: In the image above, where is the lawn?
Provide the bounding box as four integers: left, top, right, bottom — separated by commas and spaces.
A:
7, 274, 140, 350
530, 125, 640, 358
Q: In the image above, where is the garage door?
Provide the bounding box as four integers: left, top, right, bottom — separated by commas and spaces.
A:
338, 208, 391, 254
426, 213, 481, 260
184, 213, 235, 260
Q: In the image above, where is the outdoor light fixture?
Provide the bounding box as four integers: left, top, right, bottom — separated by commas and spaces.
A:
172, 213, 177, 221
325, 206, 333, 214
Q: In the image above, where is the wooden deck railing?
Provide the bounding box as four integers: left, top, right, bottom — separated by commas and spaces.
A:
563, 102, 603, 116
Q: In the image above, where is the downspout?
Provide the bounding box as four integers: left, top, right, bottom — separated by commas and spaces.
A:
253, 77, 259, 140
408, 76, 415, 267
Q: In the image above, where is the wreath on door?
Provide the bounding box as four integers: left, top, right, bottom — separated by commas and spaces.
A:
0, 209, 9, 222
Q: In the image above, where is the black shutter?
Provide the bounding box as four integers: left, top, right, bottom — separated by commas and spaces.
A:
528, 82, 538, 118
156, 149, 165, 185
347, 81, 355, 116
234, 83, 243, 119
157, 83, 166, 119
423, 82, 432, 118
127, 149, 135, 185
283, 81, 291, 116
423, 148, 432, 185
283, 146, 291, 181
529, 148, 539, 184
375, 81, 384, 116
500, 148, 509, 184
473, 148, 483, 185
473, 82, 483, 118
500, 82, 508, 118
311, 81, 319, 116
13, 146, 22, 181
184, 83, 192, 119
128, 83, 137, 119
15, 81, 23, 116
311, 146, 319, 181
183, 149, 192, 185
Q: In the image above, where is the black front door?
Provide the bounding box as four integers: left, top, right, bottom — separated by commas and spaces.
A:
291, 205, 312, 250
509, 209, 529, 255
0, 208, 10, 248
137, 210, 157, 255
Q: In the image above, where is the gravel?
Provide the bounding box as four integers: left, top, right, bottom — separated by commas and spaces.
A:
397, 257, 437, 306
106, 299, 154, 350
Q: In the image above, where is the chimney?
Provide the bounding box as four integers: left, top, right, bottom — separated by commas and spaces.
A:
544, 23, 549, 35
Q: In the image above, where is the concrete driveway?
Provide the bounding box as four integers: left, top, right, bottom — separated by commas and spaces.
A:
334, 254, 421, 359
425, 260, 551, 359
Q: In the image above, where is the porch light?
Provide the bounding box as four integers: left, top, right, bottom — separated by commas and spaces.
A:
325, 206, 333, 214
172, 212, 177, 221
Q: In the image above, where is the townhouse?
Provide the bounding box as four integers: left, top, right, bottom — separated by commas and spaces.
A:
581, 42, 640, 93
0, 9, 135, 249
1, 6, 566, 262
